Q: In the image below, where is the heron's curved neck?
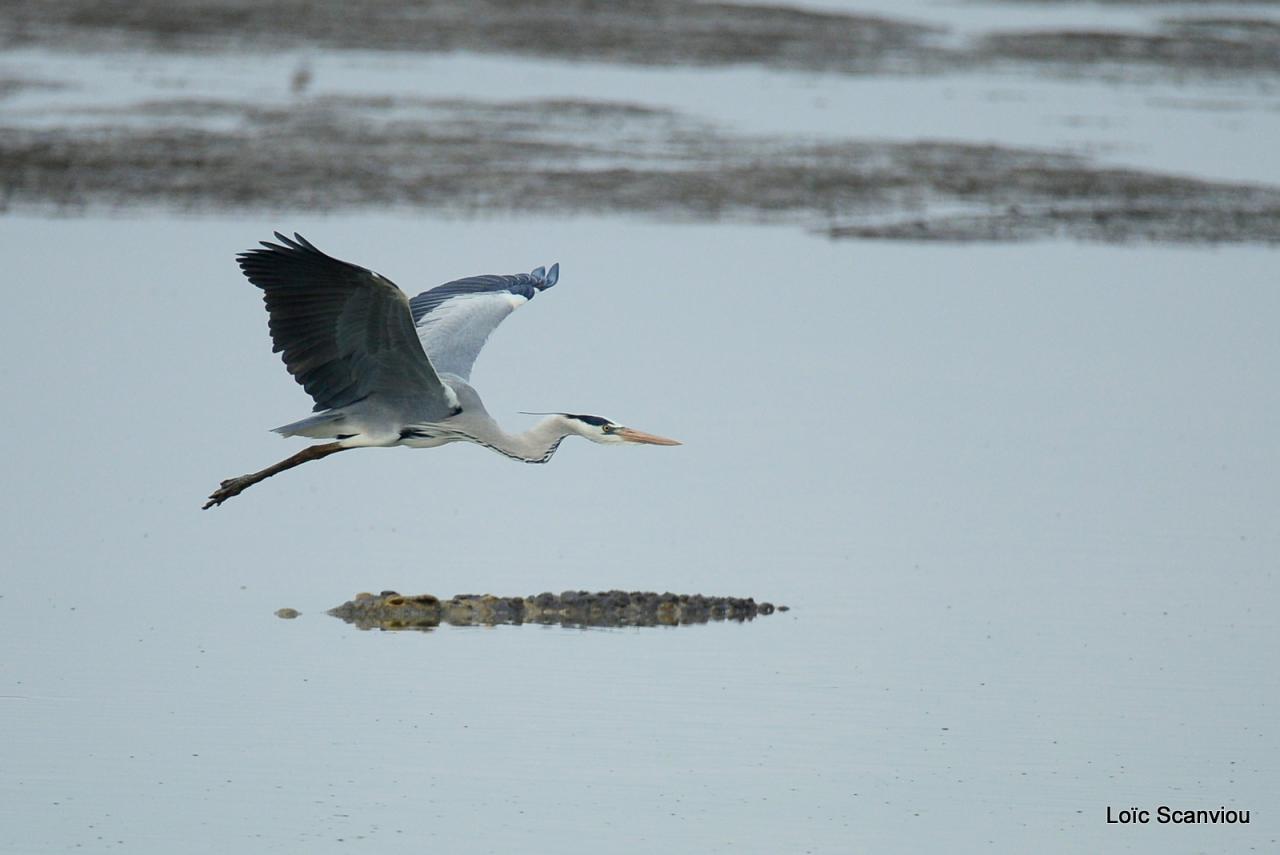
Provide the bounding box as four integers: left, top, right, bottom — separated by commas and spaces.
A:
480, 415, 575, 464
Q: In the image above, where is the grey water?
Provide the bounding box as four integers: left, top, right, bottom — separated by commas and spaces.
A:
3, 3, 1279, 853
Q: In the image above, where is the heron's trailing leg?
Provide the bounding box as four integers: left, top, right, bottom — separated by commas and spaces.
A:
203, 442, 349, 509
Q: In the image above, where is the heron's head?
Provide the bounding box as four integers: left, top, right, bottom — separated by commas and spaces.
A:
562, 413, 681, 446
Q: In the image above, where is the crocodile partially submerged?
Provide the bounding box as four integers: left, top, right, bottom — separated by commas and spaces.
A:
327, 590, 784, 631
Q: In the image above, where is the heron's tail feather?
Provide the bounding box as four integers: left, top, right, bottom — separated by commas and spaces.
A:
272, 412, 347, 438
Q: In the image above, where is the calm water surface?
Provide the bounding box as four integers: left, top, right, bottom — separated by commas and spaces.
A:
3, 215, 1276, 853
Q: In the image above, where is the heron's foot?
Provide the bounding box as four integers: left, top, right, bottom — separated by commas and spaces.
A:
203, 475, 253, 510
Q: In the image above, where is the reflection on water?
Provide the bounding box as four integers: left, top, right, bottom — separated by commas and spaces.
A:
326, 590, 781, 631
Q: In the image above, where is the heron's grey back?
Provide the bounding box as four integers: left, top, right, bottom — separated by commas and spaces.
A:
409, 265, 558, 381
237, 233, 456, 422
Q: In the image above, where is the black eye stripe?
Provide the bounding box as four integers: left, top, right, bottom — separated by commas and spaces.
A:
566, 414, 612, 427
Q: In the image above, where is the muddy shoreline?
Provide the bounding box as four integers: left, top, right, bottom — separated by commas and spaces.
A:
4, 1, 1280, 81
4, 1, 1279, 243
4, 94, 1277, 244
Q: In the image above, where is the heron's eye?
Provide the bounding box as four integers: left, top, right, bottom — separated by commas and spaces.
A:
601, 424, 616, 434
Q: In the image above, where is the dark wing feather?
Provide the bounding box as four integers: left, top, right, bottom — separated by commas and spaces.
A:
237, 232, 454, 417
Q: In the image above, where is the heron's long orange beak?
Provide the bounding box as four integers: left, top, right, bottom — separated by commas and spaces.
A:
616, 427, 682, 446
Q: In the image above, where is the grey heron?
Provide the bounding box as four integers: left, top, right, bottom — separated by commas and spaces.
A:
203, 233, 680, 509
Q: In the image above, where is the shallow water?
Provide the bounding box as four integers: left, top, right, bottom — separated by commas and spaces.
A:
3, 215, 1277, 853
3, 1, 1279, 852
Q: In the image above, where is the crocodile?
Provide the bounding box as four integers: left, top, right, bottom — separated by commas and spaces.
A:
326, 590, 785, 631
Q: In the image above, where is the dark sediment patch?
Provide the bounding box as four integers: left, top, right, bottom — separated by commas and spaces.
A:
987, 0, 1280, 5
5, 0, 1280, 82
0, 0, 947, 75
4, 94, 1278, 244
1163, 17, 1280, 39
977, 18, 1280, 79
327, 590, 781, 631
832, 204, 1280, 244
0, 76, 67, 99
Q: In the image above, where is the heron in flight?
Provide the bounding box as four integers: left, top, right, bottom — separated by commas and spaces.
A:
203, 233, 680, 509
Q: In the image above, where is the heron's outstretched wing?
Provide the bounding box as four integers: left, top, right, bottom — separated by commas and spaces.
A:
238, 233, 455, 419
408, 264, 559, 381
